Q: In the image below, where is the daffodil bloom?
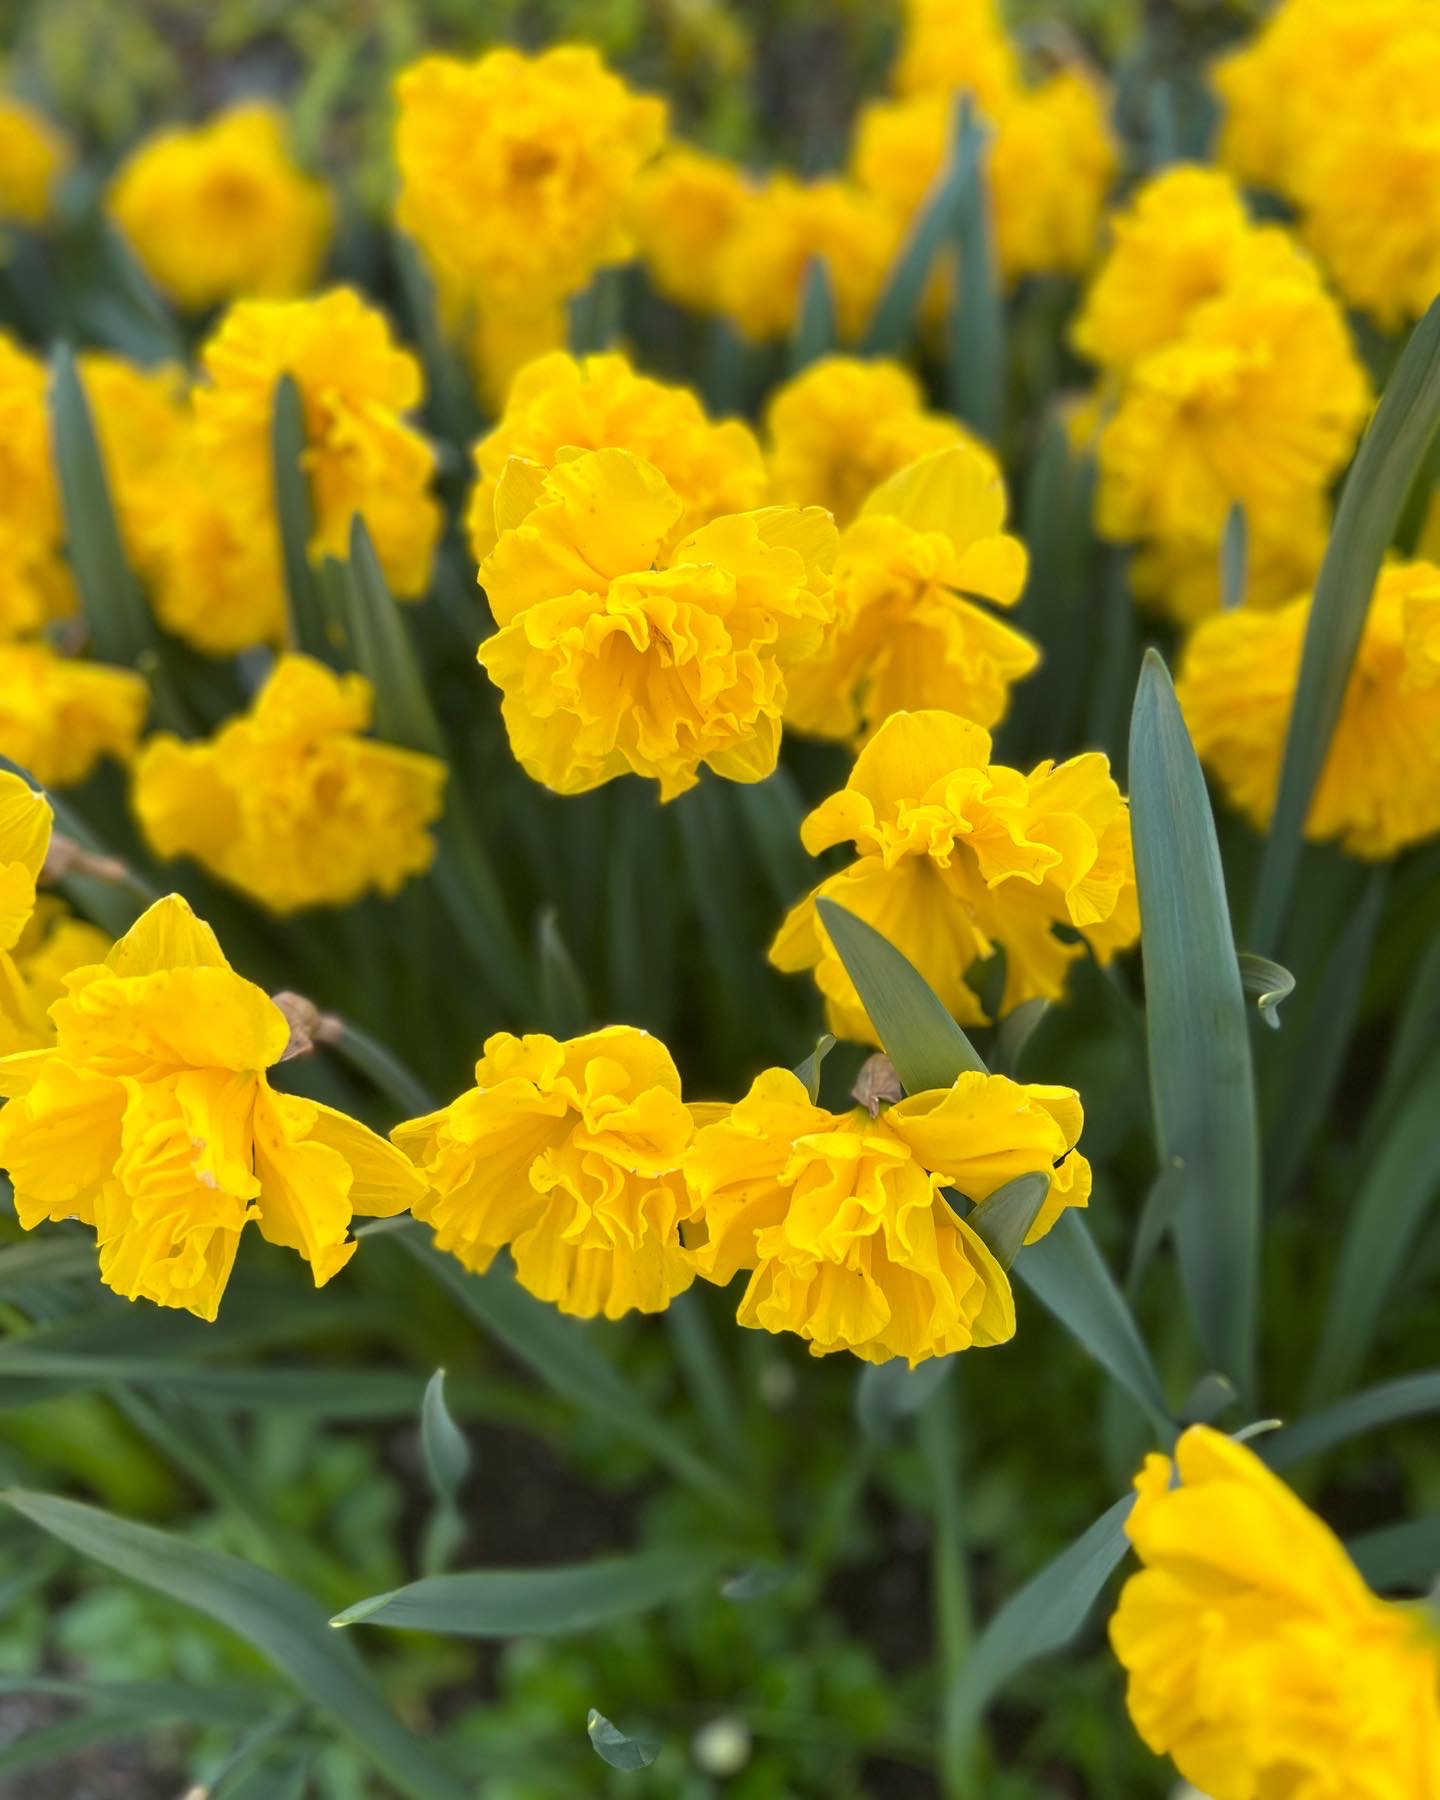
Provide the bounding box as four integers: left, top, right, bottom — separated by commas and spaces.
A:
0, 331, 70, 641
1111, 1425, 1440, 1799
891, 0, 1018, 106
630, 145, 755, 319
477, 448, 835, 800
766, 356, 978, 528
133, 656, 447, 913
0, 894, 424, 1318
107, 104, 332, 311
0, 771, 54, 1055
195, 288, 441, 600
394, 47, 665, 317
0, 641, 148, 788
0, 97, 71, 227
1178, 561, 1440, 858
784, 445, 1035, 744
771, 710, 1139, 1039
464, 352, 765, 565
685, 1064, 1089, 1365
394, 1027, 698, 1320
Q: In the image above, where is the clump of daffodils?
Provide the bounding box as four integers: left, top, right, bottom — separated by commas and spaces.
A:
107, 104, 332, 312
1215, 0, 1440, 329
1111, 1425, 1440, 1798
393, 46, 666, 398
685, 1065, 1088, 1366
783, 445, 1035, 745
475, 448, 835, 801
1177, 561, 1440, 859
1074, 166, 1370, 625
0, 892, 424, 1320
772, 710, 1138, 1039
0, 641, 147, 789
132, 656, 447, 912
465, 352, 766, 566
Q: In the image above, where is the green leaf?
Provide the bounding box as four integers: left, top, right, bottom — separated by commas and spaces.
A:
964, 1173, 1049, 1271
587, 1709, 661, 1771
403, 1237, 753, 1523
334, 1549, 720, 1635
1129, 649, 1260, 1400
1268, 1370, 1440, 1469
947, 97, 1004, 442
814, 899, 987, 1092
341, 519, 445, 755
945, 1494, 1133, 1735
49, 344, 156, 669
1237, 953, 1294, 1029
1251, 297, 1440, 953
537, 907, 590, 1038
1220, 503, 1247, 611
271, 372, 339, 666
863, 97, 969, 356
792, 1034, 836, 1103
421, 1370, 471, 1507
1306, 1047, 1440, 1405
990, 998, 1048, 1077
856, 1356, 955, 1444
1016, 1212, 1173, 1437
1346, 1517, 1440, 1594
790, 257, 836, 373
1, 1490, 467, 1800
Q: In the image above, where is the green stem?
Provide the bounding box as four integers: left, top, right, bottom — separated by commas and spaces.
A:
918, 1390, 984, 1799
328, 1022, 438, 1118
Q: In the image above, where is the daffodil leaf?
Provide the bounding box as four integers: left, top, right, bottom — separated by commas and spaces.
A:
1129, 648, 1260, 1402
334, 1549, 720, 1636
537, 908, 589, 1038
790, 256, 836, 373
990, 997, 1048, 1076
271, 373, 340, 668
1346, 1517, 1440, 1594
814, 898, 987, 1091
856, 1356, 956, 1444
947, 96, 1004, 441
944, 1493, 1135, 1735
341, 519, 446, 756
0, 1490, 467, 1800
1220, 502, 1247, 610
587, 1710, 661, 1771
1237, 953, 1295, 1028
420, 1370, 471, 1508
1268, 1369, 1440, 1469
1251, 295, 1440, 953
792, 1033, 836, 1103
964, 1172, 1049, 1270
863, 96, 970, 357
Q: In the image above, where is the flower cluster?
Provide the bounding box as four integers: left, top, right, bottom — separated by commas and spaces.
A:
0, 640, 147, 789
783, 444, 1035, 745
465, 351, 766, 565
133, 656, 447, 913
107, 104, 332, 312
1075, 166, 1370, 624
392, 1028, 1089, 1361
1177, 561, 1440, 859
0, 893, 424, 1319
1215, 0, 1440, 328
1111, 1425, 1440, 1799
475, 447, 835, 800
771, 710, 1138, 1039
0, 95, 70, 227
394, 46, 666, 397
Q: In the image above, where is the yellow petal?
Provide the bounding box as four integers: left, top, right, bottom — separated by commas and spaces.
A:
859, 444, 1006, 545
105, 895, 231, 978
304, 1098, 427, 1217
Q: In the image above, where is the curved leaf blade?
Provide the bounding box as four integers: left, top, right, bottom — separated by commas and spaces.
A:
1129, 649, 1260, 1400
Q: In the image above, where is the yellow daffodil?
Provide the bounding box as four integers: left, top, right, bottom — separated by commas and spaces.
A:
891, 0, 1019, 107
0, 770, 53, 1054
1178, 561, 1440, 858
0, 96, 71, 227
766, 356, 979, 528
685, 1064, 1089, 1365
394, 1027, 698, 1321
476, 448, 835, 800
784, 444, 1034, 744
0, 331, 69, 641
0, 893, 424, 1319
132, 655, 447, 912
195, 288, 441, 601
0, 641, 148, 788
394, 46, 665, 335
11, 898, 109, 1017
771, 709, 1139, 1039
629, 145, 755, 319
107, 104, 332, 311
1111, 1424, 1440, 1800
464, 352, 766, 566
